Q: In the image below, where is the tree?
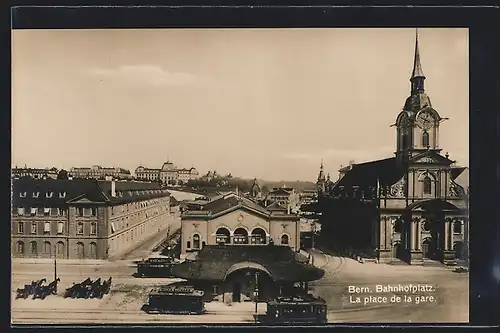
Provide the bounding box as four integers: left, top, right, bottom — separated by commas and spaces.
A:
57, 169, 69, 180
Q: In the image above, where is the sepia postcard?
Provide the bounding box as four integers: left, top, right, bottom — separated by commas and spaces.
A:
11, 27, 469, 325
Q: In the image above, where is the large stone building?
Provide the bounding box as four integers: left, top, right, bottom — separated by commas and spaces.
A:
180, 192, 301, 258
135, 161, 199, 185
12, 166, 58, 180
321, 32, 469, 265
11, 178, 178, 260
264, 186, 301, 212
69, 165, 133, 180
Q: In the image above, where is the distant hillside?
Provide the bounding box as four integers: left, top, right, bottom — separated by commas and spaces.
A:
258, 180, 317, 192
180, 175, 316, 195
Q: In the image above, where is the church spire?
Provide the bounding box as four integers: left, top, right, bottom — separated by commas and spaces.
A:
410, 29, 426, 94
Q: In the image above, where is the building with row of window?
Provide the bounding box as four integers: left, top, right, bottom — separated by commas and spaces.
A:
69, 165, 133, 180
11, 178, 178, 260
12, 166, 58, 180
180, 191, 301, 258
135, 161, 200, 185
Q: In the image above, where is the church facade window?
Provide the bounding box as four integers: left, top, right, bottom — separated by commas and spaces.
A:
422, 131, 430, 147
423, 176, 432, 195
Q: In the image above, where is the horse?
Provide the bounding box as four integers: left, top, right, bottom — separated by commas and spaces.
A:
32, 279, 58, 300
103, 277, 112, 294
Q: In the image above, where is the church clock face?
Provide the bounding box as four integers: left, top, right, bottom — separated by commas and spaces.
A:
417, 111, 434, 130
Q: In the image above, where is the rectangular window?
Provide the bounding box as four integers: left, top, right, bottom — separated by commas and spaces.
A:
30, 208, 37, 216
50, 207, 58, 216
77, 208, 84, 216
43, 208, 50, 216
44, 222, 50, 233
31, 222, 37, 234
91, 208, 97, 216
90, 222, 97, 235
17, 207, 25, 215
18, 222, 24, 234
57, 222, 64, 234
77, 223, 84, 235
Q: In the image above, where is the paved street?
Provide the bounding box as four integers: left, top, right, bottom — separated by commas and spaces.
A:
11, 243, 468, 324
308, 249, 469, 323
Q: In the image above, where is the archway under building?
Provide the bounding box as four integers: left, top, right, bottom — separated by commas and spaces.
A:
407, 199, 463, 263
392, 241, 405, 261
223, 261, 274, 302
422, 237, 438, 260
453, 241, 465, 260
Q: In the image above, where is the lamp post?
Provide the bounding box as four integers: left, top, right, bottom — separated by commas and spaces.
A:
53, 244, 57, 281
254, 271, 259, 315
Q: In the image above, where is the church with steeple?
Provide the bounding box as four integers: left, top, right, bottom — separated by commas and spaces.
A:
320, 31, 469, 265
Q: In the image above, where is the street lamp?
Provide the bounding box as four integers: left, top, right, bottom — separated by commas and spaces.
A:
254, 271, 259, 315
53, 244, 57, 281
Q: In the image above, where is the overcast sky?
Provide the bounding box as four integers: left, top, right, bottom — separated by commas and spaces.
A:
12, 28, 468, 182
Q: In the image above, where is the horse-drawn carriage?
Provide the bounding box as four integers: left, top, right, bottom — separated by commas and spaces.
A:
136, 257, 178, 278
16, 278, 60, 300
259, 294, 328, 324
144, 286, 206, 314
64, 277, 112, 299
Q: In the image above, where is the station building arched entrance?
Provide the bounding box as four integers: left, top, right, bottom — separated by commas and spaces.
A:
223, 261, 274, 302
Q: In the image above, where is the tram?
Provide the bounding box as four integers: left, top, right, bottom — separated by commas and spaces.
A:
262, 294, 328, 324
145, 286, 206, 315
136, 257, 178, 278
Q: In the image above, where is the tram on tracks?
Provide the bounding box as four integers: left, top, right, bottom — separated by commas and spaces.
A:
260, 294, 327, 324
136, 257, 178, 278
145, 286, 206, 315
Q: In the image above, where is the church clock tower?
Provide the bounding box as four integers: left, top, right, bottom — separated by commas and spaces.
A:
395, 30, 445, 164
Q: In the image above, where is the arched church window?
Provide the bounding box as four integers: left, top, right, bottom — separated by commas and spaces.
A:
423, 176, 432, 195
422, 131, 430, 148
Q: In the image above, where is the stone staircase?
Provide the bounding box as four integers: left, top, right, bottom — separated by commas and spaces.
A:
422, 260, 447, 267
388, 259, 409, 266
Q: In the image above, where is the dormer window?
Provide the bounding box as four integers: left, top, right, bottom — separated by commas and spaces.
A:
46, 192, 54, 198
32, 192, 40, 198
20, 192, 27, 198
59, 192, 66, 198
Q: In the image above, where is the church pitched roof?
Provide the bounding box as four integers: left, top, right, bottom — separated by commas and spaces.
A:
335, 157, 405, 188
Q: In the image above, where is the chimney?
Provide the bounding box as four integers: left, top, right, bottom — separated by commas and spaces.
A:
111, 179, 116, 197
